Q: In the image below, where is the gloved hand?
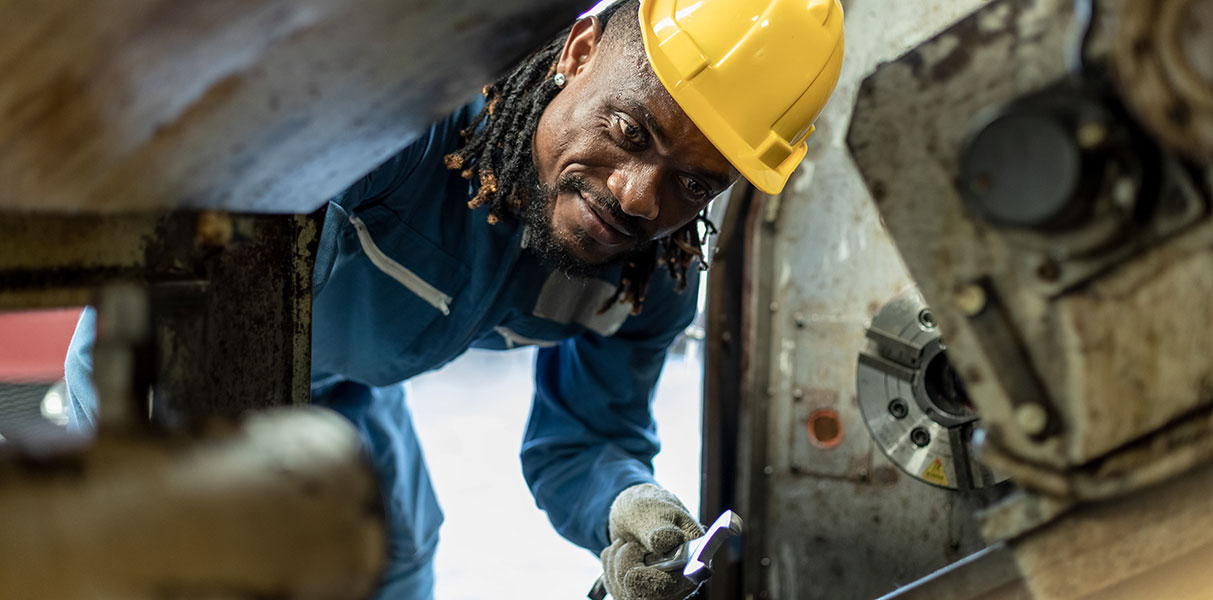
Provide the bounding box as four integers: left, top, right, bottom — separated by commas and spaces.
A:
600, 484, 705, 600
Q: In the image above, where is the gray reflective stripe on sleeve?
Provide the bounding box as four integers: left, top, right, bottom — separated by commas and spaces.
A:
348, 214, 452, 315
493, 326, 560, 349
532, 272, 633, 337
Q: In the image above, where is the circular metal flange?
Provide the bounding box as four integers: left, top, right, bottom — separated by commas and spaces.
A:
1112, 0, 1213, 163
856, 292, 1004, 490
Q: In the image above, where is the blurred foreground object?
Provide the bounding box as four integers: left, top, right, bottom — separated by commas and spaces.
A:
0, 407, 385, 599
0, 0, 587, 596
0, 0, 586, 213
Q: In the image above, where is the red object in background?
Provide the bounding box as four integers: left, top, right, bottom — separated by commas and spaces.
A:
0, 308, 82, 382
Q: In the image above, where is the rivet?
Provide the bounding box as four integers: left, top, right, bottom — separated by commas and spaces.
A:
1015, 403, 1049, 436
955, 284, 987, 317
1076, 122, 1107, 149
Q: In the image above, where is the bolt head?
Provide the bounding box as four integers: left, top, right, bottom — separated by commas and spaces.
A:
918, 309, 937, 329
955, 284, 988, 317
888, 398, 909, 419
1015, 403, 1049, 436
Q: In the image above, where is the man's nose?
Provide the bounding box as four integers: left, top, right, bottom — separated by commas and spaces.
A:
606, 164, 660, 221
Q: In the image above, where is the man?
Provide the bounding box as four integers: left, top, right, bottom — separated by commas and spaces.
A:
65, 0, 844, 598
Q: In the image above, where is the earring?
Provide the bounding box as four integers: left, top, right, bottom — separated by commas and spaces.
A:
553, 73, 566, 88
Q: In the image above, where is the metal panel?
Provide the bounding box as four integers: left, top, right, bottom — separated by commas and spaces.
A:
756, 0, 1002, 594
846, 0, 1213, 492
0, 0, 589, 213
706, 2, 1002, 599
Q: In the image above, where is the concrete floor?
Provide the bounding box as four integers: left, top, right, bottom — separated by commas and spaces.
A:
409, 343, 703, 599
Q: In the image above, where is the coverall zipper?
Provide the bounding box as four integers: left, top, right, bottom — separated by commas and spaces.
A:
348, 214, 453, 315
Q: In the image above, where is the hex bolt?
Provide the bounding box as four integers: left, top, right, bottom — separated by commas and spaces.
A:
917, 308, 937, 330
888, 398, 909, 419
763, 465, 774, 476
1015, 403, 1049, 436
910, 427, 931, 447
955, 284, 987, 317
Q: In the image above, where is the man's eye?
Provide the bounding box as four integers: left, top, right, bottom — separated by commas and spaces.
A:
614, 114, 647, 147
681, 176, 708, 202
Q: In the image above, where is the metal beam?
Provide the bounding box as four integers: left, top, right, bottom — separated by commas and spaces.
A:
0, 0, 590, 213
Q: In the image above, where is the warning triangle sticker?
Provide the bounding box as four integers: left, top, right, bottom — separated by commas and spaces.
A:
921, 457, 949, 487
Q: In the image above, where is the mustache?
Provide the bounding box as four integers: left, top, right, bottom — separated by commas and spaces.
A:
555, 174, 643, 239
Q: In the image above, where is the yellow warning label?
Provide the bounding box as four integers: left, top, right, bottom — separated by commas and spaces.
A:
921, 458, 949, 487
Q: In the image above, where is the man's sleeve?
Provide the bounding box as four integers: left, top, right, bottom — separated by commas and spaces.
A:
521, 267, 701, 552
63, 307, 98, 433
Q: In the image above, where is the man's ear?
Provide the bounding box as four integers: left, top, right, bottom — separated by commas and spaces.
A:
556, 16, 604, 84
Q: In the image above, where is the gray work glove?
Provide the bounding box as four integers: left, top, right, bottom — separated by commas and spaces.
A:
600, 484, 706, 600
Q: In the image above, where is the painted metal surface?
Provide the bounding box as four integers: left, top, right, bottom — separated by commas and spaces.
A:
757, 0, 1002, 593
703, 2, 1003, 599
0, 0, 589, 213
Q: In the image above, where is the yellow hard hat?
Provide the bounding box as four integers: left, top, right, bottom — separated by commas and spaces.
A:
638, 0, 845, 195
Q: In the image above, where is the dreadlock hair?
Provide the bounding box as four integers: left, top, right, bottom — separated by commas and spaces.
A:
444, 0, 716, 314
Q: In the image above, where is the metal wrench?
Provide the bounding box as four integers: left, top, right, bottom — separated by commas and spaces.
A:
588, 510, 744, 600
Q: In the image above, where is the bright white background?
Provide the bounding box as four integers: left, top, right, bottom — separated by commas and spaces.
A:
409, 342, 703, 599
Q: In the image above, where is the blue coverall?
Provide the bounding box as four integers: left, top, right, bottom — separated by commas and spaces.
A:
64, 98, 699, 599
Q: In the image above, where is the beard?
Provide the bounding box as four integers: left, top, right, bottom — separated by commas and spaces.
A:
517, 161, 654, 279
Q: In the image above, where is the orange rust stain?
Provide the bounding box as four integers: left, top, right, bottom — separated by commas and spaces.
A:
808, 408, 843, 449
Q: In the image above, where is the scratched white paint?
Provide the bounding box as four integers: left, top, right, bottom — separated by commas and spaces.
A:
760, 1, 993, 598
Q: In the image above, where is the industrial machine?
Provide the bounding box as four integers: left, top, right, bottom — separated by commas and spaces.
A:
703, 0, 1212, 598
2, 0, 1211, 598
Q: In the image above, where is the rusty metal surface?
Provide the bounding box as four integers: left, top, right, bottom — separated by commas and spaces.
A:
0, 212, 317, 417
847, 0, 1213, 495
0, 0, 589, 213
0, 406, 385, 599
152, 212, 319, 419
